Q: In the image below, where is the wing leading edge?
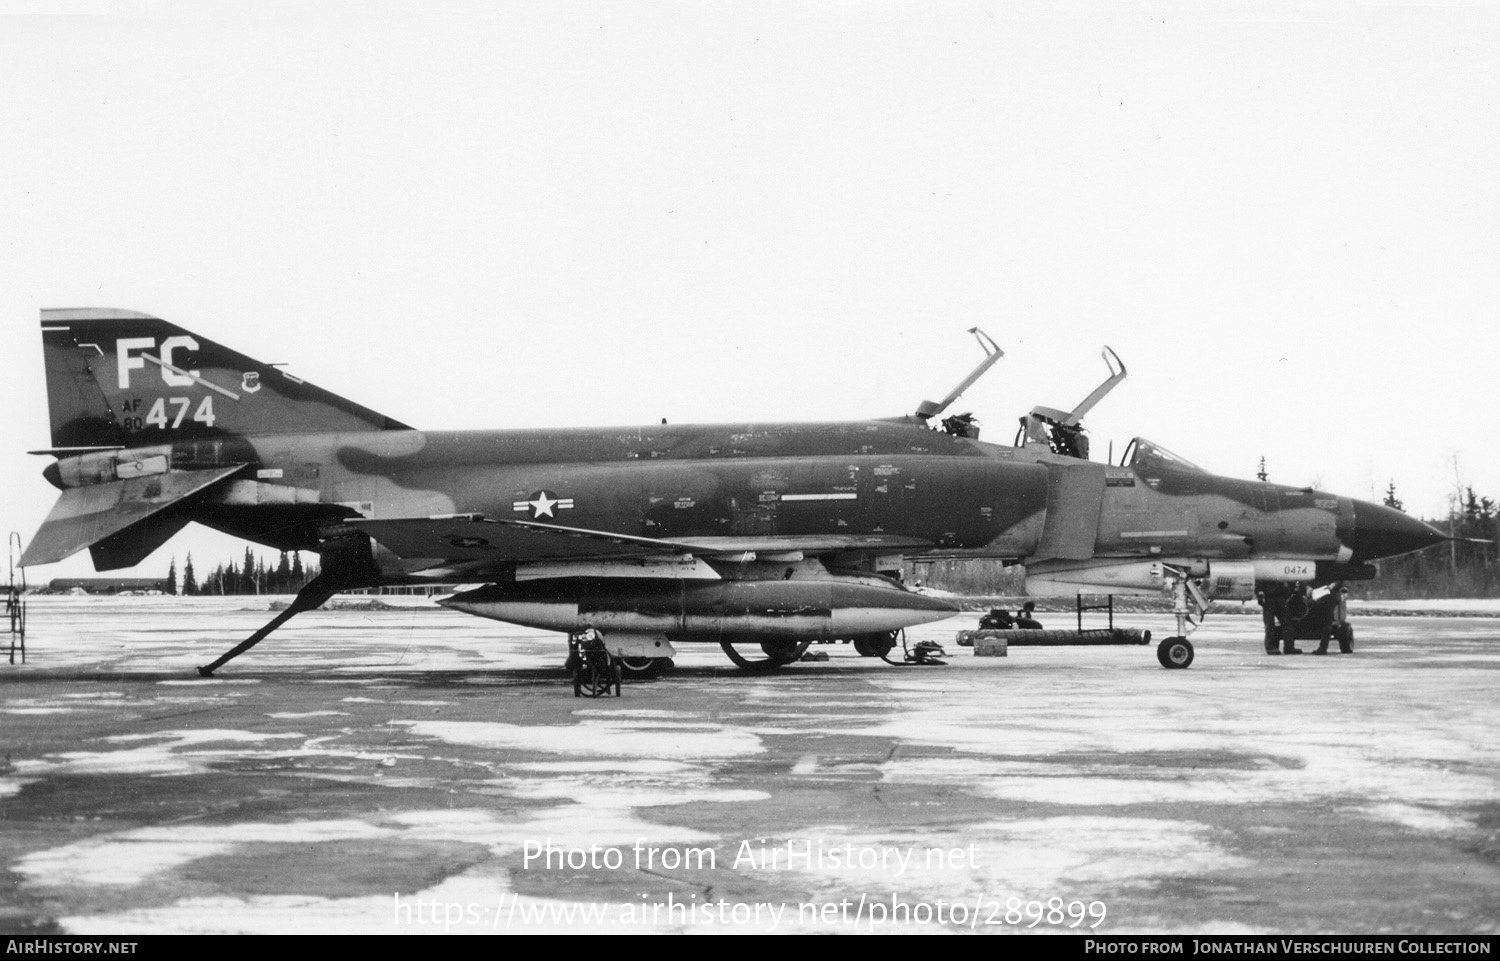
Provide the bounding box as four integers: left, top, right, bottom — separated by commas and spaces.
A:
350, 515, 933, 568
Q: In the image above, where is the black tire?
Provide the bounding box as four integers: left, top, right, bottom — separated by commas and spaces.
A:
618, 656, 670, 680
760, 639, 812, 663
851, 632, 898, 658
1157, 636, 1194, 669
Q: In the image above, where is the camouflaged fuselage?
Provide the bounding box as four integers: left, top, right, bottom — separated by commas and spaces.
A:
27, 308, 1444, 592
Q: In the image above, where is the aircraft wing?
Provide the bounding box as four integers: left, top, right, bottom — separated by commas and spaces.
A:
348, 515, 699, 563
350, 515, 934, 566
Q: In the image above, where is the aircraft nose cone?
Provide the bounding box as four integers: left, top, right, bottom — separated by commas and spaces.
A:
1346, 499, 1447, 561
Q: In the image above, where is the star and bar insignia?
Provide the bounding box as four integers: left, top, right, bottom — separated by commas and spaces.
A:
512, 490, 575, 519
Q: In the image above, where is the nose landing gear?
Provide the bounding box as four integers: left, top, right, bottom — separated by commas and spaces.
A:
1155, 565, 1205, 670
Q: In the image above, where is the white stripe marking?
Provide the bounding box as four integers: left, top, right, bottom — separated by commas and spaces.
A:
780, 493, 858, 502
140, 354, 241, 400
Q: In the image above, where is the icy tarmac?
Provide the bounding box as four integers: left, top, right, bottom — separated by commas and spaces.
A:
1, 595, 1496, 935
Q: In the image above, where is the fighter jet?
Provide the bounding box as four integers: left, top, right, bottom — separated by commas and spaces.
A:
22, 309, 1445, 674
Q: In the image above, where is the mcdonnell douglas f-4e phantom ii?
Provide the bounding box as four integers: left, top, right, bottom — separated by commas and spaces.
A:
22, 309, 1446, 675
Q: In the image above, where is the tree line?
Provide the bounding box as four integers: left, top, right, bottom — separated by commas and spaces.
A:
1357, 483, 1499, 599
165, 548, 320, 596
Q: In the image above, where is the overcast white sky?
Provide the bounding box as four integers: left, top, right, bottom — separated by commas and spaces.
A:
2, 1, 1496, 582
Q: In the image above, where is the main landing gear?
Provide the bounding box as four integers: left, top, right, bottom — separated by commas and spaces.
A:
851, 632, 898, 659
617, 656, 673, 680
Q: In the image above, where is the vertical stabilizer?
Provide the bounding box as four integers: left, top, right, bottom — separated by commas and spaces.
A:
40, 308, 411, 448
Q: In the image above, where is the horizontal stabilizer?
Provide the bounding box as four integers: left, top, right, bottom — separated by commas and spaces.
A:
21, 465, 245, 567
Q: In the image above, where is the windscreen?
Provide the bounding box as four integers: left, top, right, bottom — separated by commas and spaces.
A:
1124, 437, 1205, 473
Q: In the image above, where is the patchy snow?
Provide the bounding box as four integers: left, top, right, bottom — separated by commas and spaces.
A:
12, 730, 307, 777
16, 820, 393, 887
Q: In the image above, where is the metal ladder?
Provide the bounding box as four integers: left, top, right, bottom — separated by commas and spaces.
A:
6, 532, 25, 664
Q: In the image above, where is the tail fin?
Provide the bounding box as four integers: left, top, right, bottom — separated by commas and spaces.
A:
40, 308, 411, 449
